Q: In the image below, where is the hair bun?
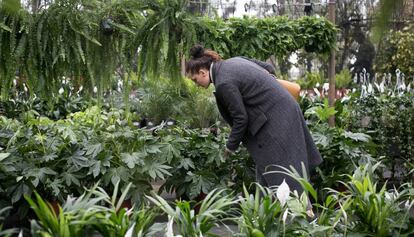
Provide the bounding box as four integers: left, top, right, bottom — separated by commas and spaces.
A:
190, 44, 204, 59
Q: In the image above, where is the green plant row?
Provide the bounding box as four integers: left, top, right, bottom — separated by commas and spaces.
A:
8, 163, 413, 237
0, 107, 253, 217
0, 0, 337, 100
198, 15, 337, 61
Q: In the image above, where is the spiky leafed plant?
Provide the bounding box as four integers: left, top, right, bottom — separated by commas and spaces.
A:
26, 182, 160, 237
135, 0, 198, 81
147, 189, 236, 237
334, 162, 414, 236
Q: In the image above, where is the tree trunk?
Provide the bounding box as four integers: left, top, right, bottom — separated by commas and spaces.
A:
278, 0, 285, 15
31, 0, 40, 13
338, 24, 350, 72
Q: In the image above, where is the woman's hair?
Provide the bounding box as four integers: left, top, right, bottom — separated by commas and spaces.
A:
185, 44, 222, 75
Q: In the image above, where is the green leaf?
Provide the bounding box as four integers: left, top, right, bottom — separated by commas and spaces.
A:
0, 22, 12, 32
177, 158, 195, 170
62, 172, 80, 186
312, 132, 330, 147
343, 131, 371, 142
121, 152, 145, 169
48, 178, 64, 197
68, 150, 89, 168
160, 143, 180, 162
26, 168, 57, 187
56, 126, 77, 144
144, 163, 172, 180
146, 144, 162, 154
121, 153, 136, 169
109, 21, 135, 35
11, 182, 30, 203
90, 160, 101, 177
0, 153, 10, 162
84, 143, 102, 158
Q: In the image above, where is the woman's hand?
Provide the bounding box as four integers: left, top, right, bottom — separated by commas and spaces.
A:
223, 147, 235, 159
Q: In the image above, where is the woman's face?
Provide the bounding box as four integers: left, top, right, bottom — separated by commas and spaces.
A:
189, 68, 210, 88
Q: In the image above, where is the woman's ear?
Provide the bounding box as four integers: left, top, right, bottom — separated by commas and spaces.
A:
199, 68, 209, 76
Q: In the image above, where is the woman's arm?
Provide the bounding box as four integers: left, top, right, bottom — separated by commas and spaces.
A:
215, 82, 249, 151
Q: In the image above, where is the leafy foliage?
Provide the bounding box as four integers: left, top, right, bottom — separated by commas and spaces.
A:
137, 76, 219, 128
135, 0, 198, 81
296, 71, 325, 90
159, 126, 254, 200
197, 16, 337, 61
147, 188, 235, 237
1, 162, 412, 236
332, 163, 414, 236
345, 92, 414, 185
335, 68, 353, 89
26, 182, 160, 237
375, 25, 414, 76
0, 0, 143, 100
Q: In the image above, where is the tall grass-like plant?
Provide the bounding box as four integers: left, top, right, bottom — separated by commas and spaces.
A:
236, 181, 331, 237
333, 162, 414, 236
237, 184, 284, 237
0, 206, 18, 236
90, 182, 161, 237
25, 187, 105, 236
26, 182, 160, 237
146, 189, 236, 237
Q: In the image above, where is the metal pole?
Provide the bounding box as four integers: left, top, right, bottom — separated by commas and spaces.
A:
328, 0, 336, 127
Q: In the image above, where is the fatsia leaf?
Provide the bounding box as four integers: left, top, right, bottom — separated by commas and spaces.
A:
177, 158, 194, 170
68, 150, 89, 169
0, 153, 10, 161
121, 152, 145, 169
48, 178, 64, 197
146, 144, 162, 154
90, 160, 101, 177
56, 126, 77, 144
62, 172, 80, 186
343, 131, 371, 142
84, 143, 102, 158
26, 168, 57, 187
10, 182, 31, 203
160, 143, 181, 163
144, 163, 172, 180
312, 132, 330, 147
121, 153, 136, 169
42, 154, 58, 162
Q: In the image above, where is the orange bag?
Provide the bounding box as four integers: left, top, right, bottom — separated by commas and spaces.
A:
276, 79, 301, 100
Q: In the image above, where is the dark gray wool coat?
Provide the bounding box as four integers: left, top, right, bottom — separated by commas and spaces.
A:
212, 57, 322, 191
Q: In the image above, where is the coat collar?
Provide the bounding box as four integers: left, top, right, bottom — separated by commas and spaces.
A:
210, 61, 222, 86
209, 62, 215, 84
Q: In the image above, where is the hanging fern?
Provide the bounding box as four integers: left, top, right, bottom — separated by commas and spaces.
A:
1, 0, 142, 101
135, 0, 198, 81
0, 1, 30, 100
1, 0, 337, 101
